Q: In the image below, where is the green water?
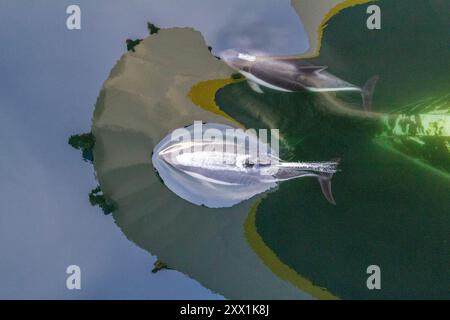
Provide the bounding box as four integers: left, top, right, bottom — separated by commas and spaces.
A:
216, 0, 450, 299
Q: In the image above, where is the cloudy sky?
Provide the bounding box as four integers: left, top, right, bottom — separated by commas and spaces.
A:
0, 0, 307, 299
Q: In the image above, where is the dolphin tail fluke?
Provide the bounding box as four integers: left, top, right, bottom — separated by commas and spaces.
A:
275, 159, 339, 205
318, 173, 336, 205
361, 75, 379, 112
315, 158, 340, 205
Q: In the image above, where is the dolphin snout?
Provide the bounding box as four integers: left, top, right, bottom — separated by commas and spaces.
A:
220, 49, 254, 72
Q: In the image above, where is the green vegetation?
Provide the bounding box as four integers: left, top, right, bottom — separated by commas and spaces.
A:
152, 260, 172, 274
377, 94, 450, 176
147, 21, 160, 35
127, 21, 161, 52
68, 132, 95, 162
378, 136, 450, 174
89, 186, 117, 215
126, 39, 142, 52
69, 136, 117, 214
207, 45, 221, 60
68, 132, 94, 151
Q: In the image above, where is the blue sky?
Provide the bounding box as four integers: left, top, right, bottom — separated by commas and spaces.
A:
0, 0, 307, 299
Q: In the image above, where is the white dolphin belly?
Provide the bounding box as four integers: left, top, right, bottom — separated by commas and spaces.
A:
241, 71, 294, 93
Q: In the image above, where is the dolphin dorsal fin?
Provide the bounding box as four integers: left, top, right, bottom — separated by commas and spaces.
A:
297, 65, 328, 73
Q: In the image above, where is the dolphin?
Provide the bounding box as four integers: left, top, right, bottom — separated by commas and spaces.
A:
152, 123, 340, 208
221, 49, 379, 112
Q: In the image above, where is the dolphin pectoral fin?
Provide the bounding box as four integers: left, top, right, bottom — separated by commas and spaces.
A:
318, 174, 336, 205
361, 75, 379, 112
247, 80, 264, 94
